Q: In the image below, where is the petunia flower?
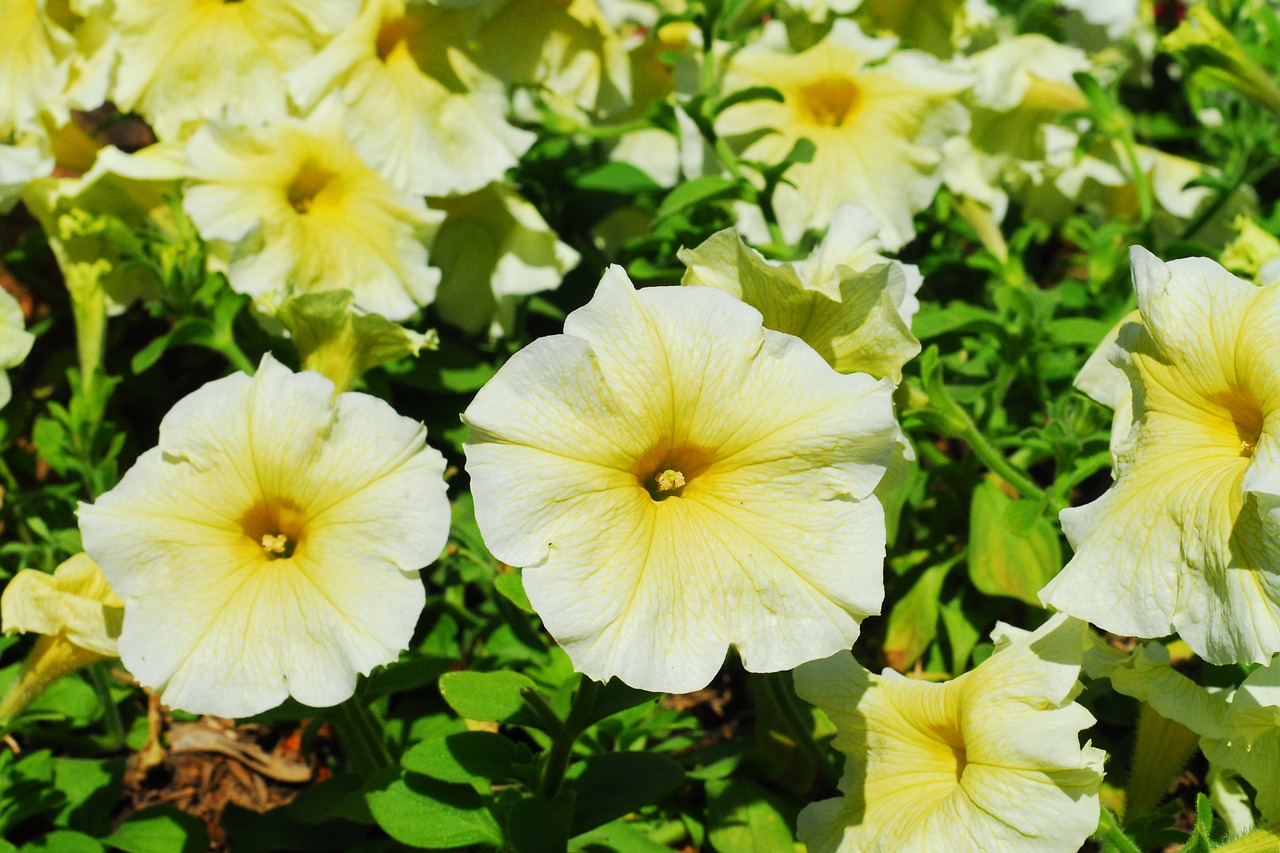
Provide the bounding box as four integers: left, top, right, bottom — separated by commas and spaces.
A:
428, 182, 580, 336
794, 614, 1105, 853
182, 98, 443, 322
467, 0, 632, 118
679, 204, 921, 383
0, 553, 123, 726
109, 0, 358, 140
0, 0, 72, 136
77, 354, 450, 717
0, 284, 34, 410
1041, 248, 1280, 665
714, 19, 970, 248
464, 267, 898, 693
286, 0, 534, 198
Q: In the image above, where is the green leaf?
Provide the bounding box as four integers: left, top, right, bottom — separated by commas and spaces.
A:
507, 793, 574, 853
287, 774, 374, 826
704, 778, 796, 853
713, 86, 783, 115
938, 597, 981, 676
401, 732, 524, 784
438, 670, 538, 724
574, 163, 662, 194
567, 752, 685, 836
494, 571, 535, 614
581, 679, 659, 728
105, 806, 209, 853
21, 831, 102, 853
52, 758, 123, 836
966, 477, 1062, 606
570, 819, 673, 853
656, 176, 739, 220
883, 559, 955, 672
365, 767, 503, 849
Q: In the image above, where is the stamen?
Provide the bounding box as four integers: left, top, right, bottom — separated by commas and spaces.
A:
654, 469, 686, 492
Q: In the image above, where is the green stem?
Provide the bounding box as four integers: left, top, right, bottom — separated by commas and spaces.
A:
330, 695, 393, 777
1094, 808, 1143, 853
958, 416, 1051, 506
87, 663, 125, 750
539, 676, 600, 799
762, 672, 841, 790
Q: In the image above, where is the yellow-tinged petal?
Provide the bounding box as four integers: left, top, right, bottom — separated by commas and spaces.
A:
1043, 248, 1280, 664
795, 614, 1103, 853
464, 267, 898, 692
680, 214, 921, 382
77, 355, 449, 716
110, 0, 358, 141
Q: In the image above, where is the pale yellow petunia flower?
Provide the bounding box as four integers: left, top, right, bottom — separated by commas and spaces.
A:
77, 355, 450, 717
464, 267, 898, 693
109, 0, 358, 140
182, 98, 443, 322
715, 19, 970, 248
0, 286, 34, 410
794, 614, 1104, 853
286, 0, 534, 198
1042, 247, 1280, 666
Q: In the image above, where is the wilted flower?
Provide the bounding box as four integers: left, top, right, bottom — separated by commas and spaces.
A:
794, 614, 1104, 852
680, 204, 921, 382
183, 99, 443, 322
78, 355, 449, 717
109, 0, 358, 140
464, 268, 898, 693
1042, 248, 1280, 665
715, 19, 970, 248
0, 554, 123, 726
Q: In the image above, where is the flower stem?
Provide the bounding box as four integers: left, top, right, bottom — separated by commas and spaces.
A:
1094, 808, 1143, 853
762, 672, 841, 790
539, 675, 600, 799
87, 662, 125, 750
330, 694, 393, 777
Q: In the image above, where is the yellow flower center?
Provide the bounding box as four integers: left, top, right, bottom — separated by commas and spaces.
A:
637, 444, 715, 501
287, 158, 339, 214
797, 77, 860, 127
240, 500, 306, 561
1220, 390, 1264, 459
260, 533, 291, 556
654, 469, 686, 493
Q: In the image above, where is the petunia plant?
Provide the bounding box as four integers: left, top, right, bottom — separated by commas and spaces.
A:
3, 0, 1280, 851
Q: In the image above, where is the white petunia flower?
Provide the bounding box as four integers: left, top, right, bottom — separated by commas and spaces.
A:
428, 183, 580, 336
183, 99, 443, 322
109, 0, 358, 140
1042, 248, 1280, 665
464, 268, 898, 693
286, 0, 534, 198
77, 355, 450, 717
795, 614, 1104, 853
715, 19, 970, 248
